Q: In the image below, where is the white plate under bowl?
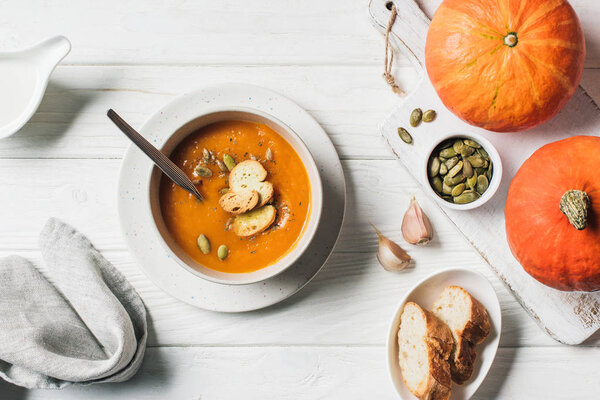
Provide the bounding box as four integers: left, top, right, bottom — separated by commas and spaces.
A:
387, 268, 501, 399
117, 83, 346, 312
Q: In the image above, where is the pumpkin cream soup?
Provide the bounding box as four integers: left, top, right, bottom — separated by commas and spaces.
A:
159, 120, 311, 274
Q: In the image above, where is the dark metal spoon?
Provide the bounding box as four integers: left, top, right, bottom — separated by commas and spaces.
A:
107, 109, 204, 201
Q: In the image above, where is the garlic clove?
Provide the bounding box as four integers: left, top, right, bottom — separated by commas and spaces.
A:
372, 224, 411, 271
402, 196, 434, 245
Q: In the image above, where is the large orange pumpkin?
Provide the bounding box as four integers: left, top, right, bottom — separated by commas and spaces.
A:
505, 136, 600, 291
425, 0, 585, 132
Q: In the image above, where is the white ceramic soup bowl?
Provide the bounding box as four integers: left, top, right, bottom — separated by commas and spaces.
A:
422, 132, 502, 211
147, 108, 323, 285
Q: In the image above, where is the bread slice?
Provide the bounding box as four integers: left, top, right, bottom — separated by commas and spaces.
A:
398, 302, 453, 400
432, 286, 490, 384
229, 160, 274, 206
219, 190, 259, 215
231, 205, 276, 237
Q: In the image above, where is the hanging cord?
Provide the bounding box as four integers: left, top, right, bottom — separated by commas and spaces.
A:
382, 3, 405, 96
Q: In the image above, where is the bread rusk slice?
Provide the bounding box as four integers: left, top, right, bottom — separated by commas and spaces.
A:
231, 205, 276, 237
218, 190, 260, 215
432, 286, 490, 384
398, 302, 454, 400
229, 160, 274, 206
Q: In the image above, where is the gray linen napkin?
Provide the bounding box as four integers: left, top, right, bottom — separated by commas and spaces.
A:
0, 218, 147, 389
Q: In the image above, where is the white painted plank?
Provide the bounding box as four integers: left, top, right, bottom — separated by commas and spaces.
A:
3, 249, 568, 348
1, 346, 598, 399
2, 66, 599, 160
1, 0, 599, 68
0, 65, 411, 160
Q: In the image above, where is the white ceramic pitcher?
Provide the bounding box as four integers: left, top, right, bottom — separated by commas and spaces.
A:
0, 36, 71, 139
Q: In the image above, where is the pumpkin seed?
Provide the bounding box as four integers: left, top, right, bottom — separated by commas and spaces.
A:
410, 108, 423, 127
266, 148, 274, 161
195, 165, 213, 178
442, 195, 453, 202
202, 148, 211, 163
476, 175, 489, 194
460, 145, 475, 158
445, 156, 459, 169
453, 190, 481, 204
467, 155, 485, 168
216, 159, 228, 172
197, 234, 211, 254
439, 163, 448, 175
483, 159, 489, 168
217, 244, 229, 260
444, 172, 465, 186
462, 159, 474, 178
439, 147, 457, 158
218, 187, 229, 195
223, 154, 236, 171
428, 157, 441, 177
486, 163, 493, 180
431, 176, 443, 193
422, 109, 436, 123
397, 127, 413, 144
452, 139, 464, 154
447, 160, 463, 178
475, 167, 486, 175
466, 172, 478, 189
451, 183, 466, 197
439, 156, 448, 162
442, 182, 453, 195
463, 139, 481, 148
477, 148, 490, 160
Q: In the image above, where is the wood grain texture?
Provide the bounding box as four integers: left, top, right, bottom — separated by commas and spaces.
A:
1, 346, 598, 400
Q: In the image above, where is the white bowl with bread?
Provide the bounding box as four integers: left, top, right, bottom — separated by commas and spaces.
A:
387, 268, 501, 399
146, 107, 323, 285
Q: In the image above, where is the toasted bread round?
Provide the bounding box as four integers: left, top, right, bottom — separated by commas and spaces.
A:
398, 302, 453, 400
229, 160, 274, 206
218, 190, 260, 215
432, 286, 490, 384
231, 205, 276, 237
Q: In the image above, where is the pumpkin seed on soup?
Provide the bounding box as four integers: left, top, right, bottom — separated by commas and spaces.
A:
397, 127, 413, 144
410, 108, 423, 127
223, 154, 236, 171
195, 165, 213, 178
197, 234, 211, 254
218, 187, 229, 195
217, 244, 229, 260
422, 109, 436, 123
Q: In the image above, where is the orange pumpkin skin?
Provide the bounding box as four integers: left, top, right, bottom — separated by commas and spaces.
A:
505, 136, 600, 291
425, 0, 585, 132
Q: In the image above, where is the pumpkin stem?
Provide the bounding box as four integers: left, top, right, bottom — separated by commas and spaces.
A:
560, 190, 590, 230
504, 33, 518, 47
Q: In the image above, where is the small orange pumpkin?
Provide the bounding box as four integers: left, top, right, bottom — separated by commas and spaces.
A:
505, 136, 600, 291
425, 0, 585, 132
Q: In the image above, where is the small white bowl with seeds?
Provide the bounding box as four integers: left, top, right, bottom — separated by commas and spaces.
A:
423, 132, 502, 210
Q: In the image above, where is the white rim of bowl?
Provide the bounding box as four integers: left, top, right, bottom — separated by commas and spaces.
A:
146, 106, 323, 285
423, 132, 503, 211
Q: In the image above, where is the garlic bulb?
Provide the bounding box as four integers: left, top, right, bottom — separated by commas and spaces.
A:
402, 196, 433, 245
372, 225, 411, 271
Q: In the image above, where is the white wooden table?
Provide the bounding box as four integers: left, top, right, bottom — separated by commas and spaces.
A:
1, 1, 599, 398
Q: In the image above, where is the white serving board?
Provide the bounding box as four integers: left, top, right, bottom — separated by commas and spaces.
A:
369, 0, 600, 344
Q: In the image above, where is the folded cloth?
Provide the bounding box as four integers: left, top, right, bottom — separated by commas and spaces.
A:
0, 218, 147, 389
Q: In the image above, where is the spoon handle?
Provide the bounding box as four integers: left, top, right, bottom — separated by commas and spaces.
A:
107, 109, 204, 201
